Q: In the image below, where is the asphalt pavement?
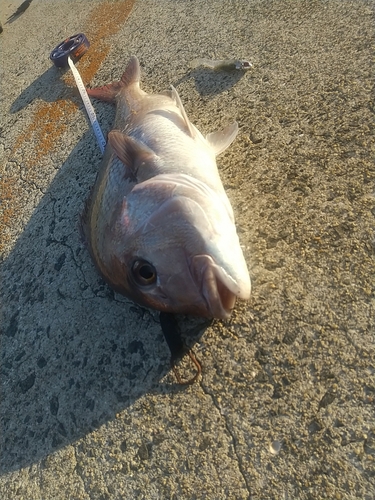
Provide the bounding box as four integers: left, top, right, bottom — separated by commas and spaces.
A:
0, 0, 374, 499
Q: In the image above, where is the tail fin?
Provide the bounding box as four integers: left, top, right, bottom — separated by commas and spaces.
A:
87, 56, 141, 103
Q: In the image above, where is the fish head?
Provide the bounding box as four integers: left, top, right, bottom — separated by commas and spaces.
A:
107, 174, 250, 319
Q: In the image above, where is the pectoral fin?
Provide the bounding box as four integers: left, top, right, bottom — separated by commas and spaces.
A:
206, 121, 238, 155
108, 130, 155, 170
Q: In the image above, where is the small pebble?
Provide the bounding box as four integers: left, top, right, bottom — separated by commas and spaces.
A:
269, 440, 282, 455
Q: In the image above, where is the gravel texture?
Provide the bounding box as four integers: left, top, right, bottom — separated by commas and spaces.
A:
0, 0, 374, 499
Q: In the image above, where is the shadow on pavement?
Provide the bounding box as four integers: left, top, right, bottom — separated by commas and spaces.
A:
1, 69, 210, 473
10, 66, 75, 113
5, 0, 34, 25
173, 67, 246, 96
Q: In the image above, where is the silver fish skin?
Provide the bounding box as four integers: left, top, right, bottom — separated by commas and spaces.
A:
82, 56, 250, 319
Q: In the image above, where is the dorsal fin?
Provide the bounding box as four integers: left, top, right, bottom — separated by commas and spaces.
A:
171, 85, 195, 138
87, 56, 141, 103
206, 121, 239, 156
160, 89, 173, 99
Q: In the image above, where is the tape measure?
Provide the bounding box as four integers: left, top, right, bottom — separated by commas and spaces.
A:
50, 33, 90, 68
50, 34, 106, 154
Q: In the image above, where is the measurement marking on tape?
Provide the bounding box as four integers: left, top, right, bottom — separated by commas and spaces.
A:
67, 56, 107, 153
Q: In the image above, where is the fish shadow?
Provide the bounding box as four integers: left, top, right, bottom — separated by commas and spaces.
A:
0, 126, 209, 473
173, 67, 246, 96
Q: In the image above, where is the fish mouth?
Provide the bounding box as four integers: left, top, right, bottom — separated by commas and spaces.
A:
210, 275, 237, 319
191, 255, 249, 319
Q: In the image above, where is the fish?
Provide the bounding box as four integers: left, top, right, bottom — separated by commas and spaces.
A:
82, 55, 250, 319
190, 58, 253, 71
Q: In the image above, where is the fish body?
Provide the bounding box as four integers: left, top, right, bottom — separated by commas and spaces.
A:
190, 58, 253, 71
82, 56, 250, 319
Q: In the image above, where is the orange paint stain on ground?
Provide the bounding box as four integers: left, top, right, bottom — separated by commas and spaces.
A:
76, 0, 136, 84
12, 100, 78, 169
1, 0, 135, 254
0, 176, 22, 252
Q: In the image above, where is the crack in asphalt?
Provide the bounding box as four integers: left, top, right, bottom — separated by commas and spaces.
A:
46, 203, 146, 308
19, 171, 46, 193
200, 381, 251, 499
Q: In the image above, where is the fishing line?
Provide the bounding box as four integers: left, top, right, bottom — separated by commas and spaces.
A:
50, 33, 106, 154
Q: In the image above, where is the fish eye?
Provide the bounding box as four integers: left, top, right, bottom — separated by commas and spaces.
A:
132, 260, 157, 286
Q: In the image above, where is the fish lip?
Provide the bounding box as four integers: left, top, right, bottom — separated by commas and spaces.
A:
209, 277, 237, 319
191, 255, 245, 319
